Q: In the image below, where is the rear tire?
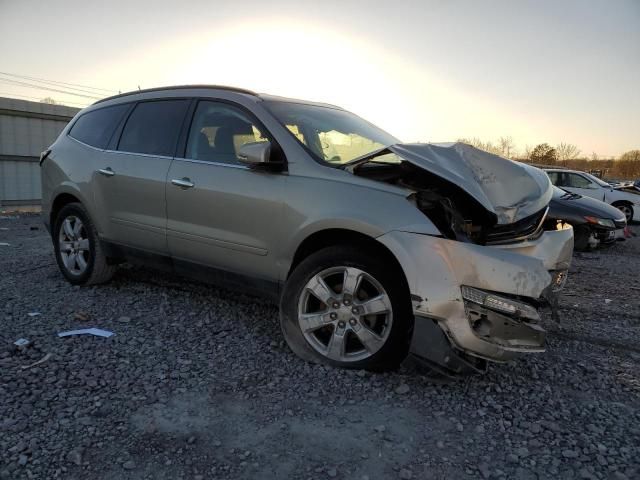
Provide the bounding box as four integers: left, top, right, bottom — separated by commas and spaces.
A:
613, 203, 634, 223
280, 246, 413, 371
53, 202, 116, 286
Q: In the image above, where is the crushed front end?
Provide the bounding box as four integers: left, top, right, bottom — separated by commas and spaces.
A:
353, 143, 574, 370
378, 226, 573, 369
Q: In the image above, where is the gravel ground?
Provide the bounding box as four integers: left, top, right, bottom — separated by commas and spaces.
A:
1, 214, 639, 480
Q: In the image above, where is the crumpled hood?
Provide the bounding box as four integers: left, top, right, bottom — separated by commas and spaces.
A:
388, 142, 553, 225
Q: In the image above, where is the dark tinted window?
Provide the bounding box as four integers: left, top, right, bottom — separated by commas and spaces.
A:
69, 104, 129, 149
118, 100, 189, 156
185, 101, 268, 165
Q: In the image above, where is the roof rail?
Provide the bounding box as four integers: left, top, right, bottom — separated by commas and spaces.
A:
93, 84, 258, 105
528, 163, 564, 169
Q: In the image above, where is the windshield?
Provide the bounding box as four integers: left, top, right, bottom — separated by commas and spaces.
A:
265, 101, 399, 164
583, 172, 610, 187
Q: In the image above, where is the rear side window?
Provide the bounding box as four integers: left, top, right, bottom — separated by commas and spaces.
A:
68, 104, 129, 149
118, 100, 189, 156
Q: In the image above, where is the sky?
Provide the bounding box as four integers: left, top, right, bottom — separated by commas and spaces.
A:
0, 0, 638, 156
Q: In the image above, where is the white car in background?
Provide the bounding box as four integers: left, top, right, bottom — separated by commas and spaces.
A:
544, 168, 640, 223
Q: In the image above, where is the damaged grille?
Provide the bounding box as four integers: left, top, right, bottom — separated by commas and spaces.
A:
485, 207, 548, 245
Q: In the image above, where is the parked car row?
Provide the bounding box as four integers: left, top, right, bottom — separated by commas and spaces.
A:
544, 167, 640, 223
43, 85, 619, 375
546, 186, 628, 251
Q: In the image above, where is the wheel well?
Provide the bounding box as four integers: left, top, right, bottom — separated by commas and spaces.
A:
50, 193, 80, 228
288, 229, 408, 286
612, 200, 633, 207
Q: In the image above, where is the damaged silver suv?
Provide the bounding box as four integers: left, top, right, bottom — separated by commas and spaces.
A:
41, 85, 573, 372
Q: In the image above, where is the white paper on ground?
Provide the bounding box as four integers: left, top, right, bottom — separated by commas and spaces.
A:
0, 242, 10, 246
57, 328, 114, 338
28, 312, 41, 317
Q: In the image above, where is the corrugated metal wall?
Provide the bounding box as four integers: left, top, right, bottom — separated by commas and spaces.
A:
0, 161, 42, 204
0, 97, 80, 206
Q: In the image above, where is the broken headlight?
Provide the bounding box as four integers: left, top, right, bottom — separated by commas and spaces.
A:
461, 286, 539, 320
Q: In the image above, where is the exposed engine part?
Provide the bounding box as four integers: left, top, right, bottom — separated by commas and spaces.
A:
355, 160, 547, 245
407, 190, 474, 241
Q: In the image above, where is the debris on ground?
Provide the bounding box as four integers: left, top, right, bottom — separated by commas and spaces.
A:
57, 328, 114, 338
21, 352, 52, 369
13, 338, 31, 348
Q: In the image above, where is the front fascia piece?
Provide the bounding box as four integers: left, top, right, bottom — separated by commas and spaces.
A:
377, 227, 573, 362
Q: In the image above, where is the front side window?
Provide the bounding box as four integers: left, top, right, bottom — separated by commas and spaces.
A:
185, 101, 268, 164
118, 100, 189, 156
69, 104, 129, 149
566, 173, 594, 188
265, 101, 399, 165
583, 172, 610, 187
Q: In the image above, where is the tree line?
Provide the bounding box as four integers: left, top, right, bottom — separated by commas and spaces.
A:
457, 137, 640, 180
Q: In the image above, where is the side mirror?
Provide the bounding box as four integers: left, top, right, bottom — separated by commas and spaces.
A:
237, 141, 271, 167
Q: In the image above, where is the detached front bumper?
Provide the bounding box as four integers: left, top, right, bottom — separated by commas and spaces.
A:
377, 227, 573, 363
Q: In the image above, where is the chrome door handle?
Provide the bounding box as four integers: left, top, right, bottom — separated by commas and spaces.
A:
171, 178, 195, 189
98, 167, 115, 177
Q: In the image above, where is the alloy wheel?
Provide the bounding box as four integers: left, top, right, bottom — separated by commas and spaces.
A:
297, 266, 393, 362
618, 204, 632, 223
58, 215, 90, 275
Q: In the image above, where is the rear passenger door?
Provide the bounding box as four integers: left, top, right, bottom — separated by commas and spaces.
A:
92, 99, 190, 254
165, 100, 286, 288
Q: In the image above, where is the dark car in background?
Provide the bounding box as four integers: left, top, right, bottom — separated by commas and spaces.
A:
546, 187, 626, 251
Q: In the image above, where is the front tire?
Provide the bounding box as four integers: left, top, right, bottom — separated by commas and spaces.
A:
53, 202, 116, 285
573, 225, 592, 251
280, 246, 413, 371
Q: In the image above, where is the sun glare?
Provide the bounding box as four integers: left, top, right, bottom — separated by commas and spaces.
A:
169, 21, 415, 135
83, 19, 542, 145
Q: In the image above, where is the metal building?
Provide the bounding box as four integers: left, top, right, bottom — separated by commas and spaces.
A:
0, 97, 79, 207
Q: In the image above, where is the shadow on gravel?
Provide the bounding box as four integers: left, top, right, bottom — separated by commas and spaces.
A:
118, 391, 453, 480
